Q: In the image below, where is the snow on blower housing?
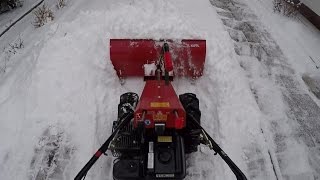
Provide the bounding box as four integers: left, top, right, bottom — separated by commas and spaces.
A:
74, 39, 247, 180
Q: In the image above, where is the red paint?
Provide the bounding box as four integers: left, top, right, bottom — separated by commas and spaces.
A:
164, 52, 173, 72
134, 80, 186, 129
95, 151, 102, 157
110, 39, 206, 78
175, 117, 184, 129
110, 40, 206, 130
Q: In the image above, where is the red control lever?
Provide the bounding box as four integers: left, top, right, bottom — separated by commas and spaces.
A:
174, 111, 184, 129
163, 43, 173, 72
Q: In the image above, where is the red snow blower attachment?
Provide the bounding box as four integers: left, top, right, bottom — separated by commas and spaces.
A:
110, 39, 206, 78
75, 39, 247, 180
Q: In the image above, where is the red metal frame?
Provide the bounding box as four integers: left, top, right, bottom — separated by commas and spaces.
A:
110, 39, 206, 130
134, 80, 186, 129
110, 39, 206, 78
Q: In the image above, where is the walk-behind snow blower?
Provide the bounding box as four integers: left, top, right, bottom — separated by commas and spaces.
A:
75, 39, 247, 180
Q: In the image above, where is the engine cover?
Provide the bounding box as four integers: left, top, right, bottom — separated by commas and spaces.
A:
113, 133, 186, 180
134, 80, 186, 130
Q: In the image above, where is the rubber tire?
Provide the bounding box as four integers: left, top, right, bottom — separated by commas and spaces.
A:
179, 93, 201, 125
179, 93, 199, 110
179, 93, 201, 154
118, 92, 139, 119
120, 92, 139, 106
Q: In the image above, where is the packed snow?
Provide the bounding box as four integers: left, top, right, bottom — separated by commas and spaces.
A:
0, 0, 319, 180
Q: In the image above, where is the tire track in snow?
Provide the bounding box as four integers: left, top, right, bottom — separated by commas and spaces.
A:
210, 0, 320, 179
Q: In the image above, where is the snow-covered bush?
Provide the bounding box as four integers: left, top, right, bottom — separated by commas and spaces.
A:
57, 0, 66, 9
7, 37, 24, 54
1, 37, 24, 73
33, 4, 54, 28
0, 0, 23, 14
273, 0, 302, 17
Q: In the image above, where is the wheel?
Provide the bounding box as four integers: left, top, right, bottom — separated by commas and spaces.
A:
111, 92, 140, 157
179, 93, 199, 110
179, 93, 202, 154
113, 92, 139, 131
179, 93, 201, 125
118, 92, 139, 119
120, 92, 139, 106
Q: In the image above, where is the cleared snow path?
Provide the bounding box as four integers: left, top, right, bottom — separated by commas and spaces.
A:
210, 0, 320, 179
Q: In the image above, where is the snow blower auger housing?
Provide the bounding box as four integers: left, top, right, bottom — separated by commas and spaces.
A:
74, 39, 247, 180
110, 39, 206, 79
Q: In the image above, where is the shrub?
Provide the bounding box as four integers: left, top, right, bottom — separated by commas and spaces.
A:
7, 37, 24, 54
1, 37, 24, 73
0, 0, 23, 14
57, 0, 66, 9
273, 0, 302, 17
33, 4, 54, 28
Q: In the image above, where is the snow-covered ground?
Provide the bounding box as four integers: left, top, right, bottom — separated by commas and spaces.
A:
211, 0, 320, 179
0, 0, 40, 33
0, 0, 319, 180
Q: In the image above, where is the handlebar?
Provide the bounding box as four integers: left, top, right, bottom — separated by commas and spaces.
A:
74, 110, 134, 180
187, 113, 247, 180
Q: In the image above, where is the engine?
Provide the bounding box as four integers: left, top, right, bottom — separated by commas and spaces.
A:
110, 92, 202, 180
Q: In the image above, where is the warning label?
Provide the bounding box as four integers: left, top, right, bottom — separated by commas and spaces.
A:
153, 111, 167, 121
150, 102, 170, 108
